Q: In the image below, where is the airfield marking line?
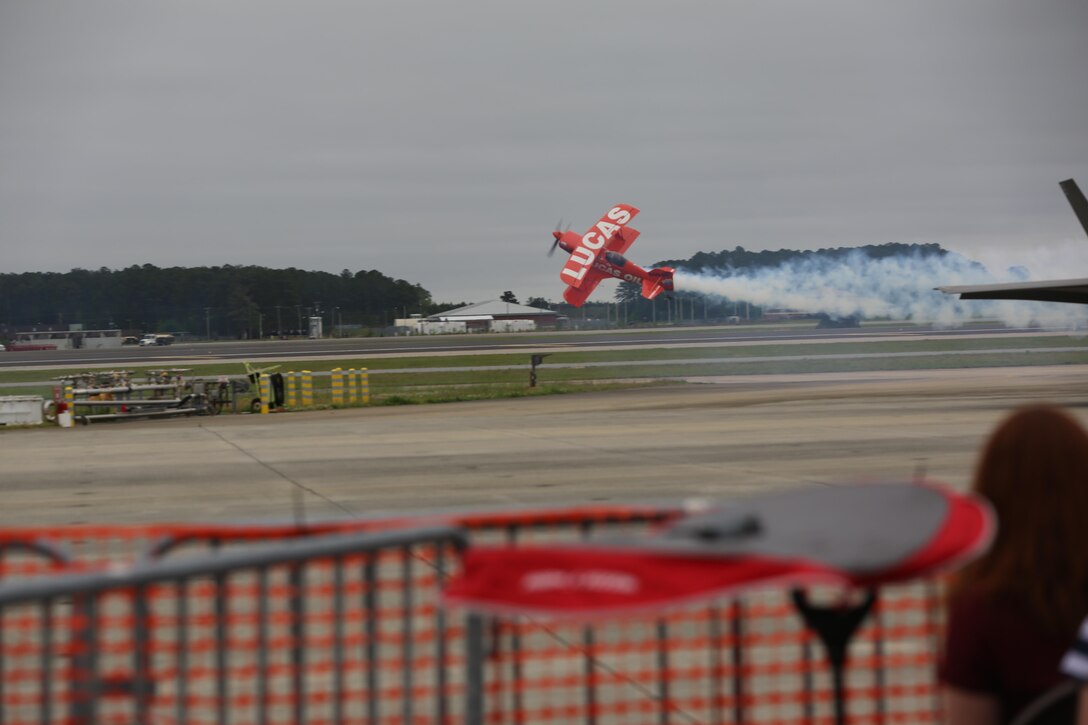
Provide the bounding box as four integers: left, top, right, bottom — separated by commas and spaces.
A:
447, 413, 804, 487
360, 346, 1088, 375
17, 335, 1079, 371
5, 345, 1084, 387
197, 424, 360, 522
0, 328, 1073, 372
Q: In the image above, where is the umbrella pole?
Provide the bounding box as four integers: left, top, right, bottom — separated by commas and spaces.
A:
790, 589, 877, 725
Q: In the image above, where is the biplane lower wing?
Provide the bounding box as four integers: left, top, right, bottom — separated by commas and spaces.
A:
608, 227, 640, 256
563, 274, 603, 307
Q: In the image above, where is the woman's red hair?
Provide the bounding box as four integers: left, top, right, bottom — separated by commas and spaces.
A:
951, 404, 1088, 638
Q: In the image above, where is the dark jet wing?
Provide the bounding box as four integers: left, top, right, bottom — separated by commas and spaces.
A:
937, 278, 1088, 304
1061, 178, 1088, 237
937, 179, 1088, 305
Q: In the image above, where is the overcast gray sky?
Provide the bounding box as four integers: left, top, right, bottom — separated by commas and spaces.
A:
2, 0, 1086, 304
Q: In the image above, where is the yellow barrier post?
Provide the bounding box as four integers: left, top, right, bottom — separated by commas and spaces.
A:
301, 371, 313, 407
346, 368, 356, 405
285, 372, 297, 408
60, 384, 75, 428
331, 368, 344, 407
360, 368, 370, 404
259, 374, 271, 414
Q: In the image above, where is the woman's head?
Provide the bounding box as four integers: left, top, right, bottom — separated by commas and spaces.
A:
956, 404, 1088, 637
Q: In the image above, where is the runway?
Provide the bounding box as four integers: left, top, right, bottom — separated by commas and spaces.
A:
0, 322, 1043, 370
2, 364, 1083, 527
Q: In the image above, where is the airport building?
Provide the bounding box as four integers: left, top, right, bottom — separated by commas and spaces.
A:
395, 300, 559, 334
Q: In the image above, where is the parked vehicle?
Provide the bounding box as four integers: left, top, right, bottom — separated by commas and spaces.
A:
139, 334, 175, 347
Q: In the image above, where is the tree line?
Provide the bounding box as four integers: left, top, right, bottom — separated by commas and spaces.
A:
0, 265, 460, 338
0, 243, 967, 338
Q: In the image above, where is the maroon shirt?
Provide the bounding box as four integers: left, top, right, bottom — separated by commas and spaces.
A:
939, 590, 1069, 722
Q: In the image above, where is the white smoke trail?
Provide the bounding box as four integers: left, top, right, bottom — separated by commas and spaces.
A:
674, 248, 1088, 330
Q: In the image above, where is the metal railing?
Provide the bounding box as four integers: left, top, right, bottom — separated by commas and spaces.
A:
0, 526, 468, 725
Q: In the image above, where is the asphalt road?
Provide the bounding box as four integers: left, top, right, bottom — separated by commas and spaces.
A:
0, 321, 1033, 370
2, 364, 1083, 527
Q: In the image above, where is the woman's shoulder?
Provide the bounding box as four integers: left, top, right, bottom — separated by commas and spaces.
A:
943, 586, 1068, 695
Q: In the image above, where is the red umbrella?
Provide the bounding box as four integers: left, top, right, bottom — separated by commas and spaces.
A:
445, 481, 993, 616
444, 481, 993, 725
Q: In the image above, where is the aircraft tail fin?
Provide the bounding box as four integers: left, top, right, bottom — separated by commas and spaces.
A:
641, 267, 675, 300
1060, 178, 1088, 238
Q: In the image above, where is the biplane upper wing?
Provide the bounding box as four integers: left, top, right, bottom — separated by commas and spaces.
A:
560, 205, 640, 289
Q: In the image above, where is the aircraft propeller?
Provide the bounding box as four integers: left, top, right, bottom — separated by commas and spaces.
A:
547, 220, 566, 257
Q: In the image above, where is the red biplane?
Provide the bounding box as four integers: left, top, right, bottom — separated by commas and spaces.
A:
549, 204, 675, 307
